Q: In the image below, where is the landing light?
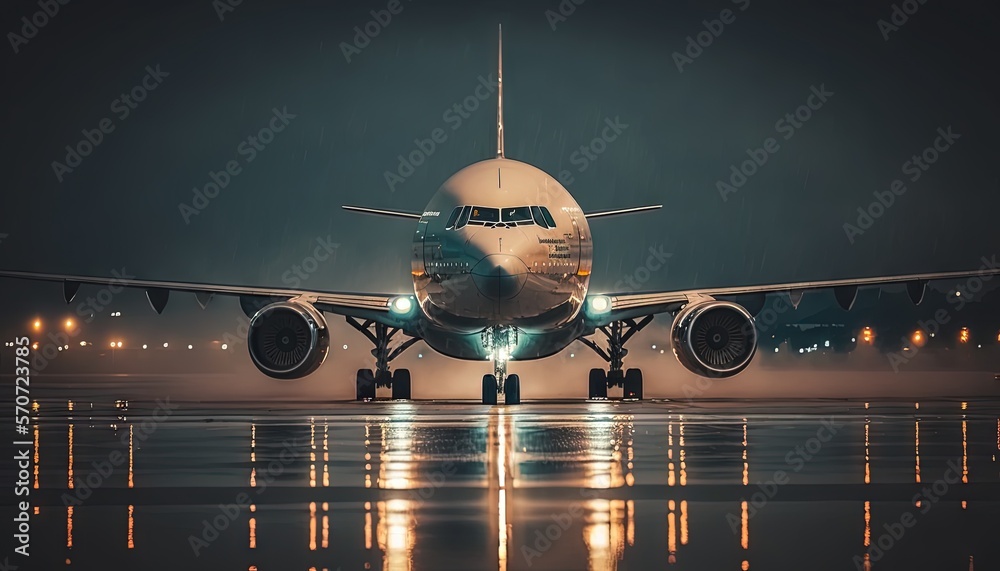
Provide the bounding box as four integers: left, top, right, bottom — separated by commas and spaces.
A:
588, 295, 611, 314
390, 296, 414, 315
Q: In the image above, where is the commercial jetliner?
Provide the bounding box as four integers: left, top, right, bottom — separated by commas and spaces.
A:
3, 27, 998, 404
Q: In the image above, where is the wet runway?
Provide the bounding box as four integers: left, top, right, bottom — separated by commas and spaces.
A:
2, 378, 999, 570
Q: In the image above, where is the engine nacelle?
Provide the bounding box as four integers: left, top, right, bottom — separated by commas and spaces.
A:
247, 300, 330, 379
671, 299, 757, 378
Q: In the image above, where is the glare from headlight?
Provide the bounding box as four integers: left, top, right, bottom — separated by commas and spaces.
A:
588, 295, 611, 314
391, 296, 413, 314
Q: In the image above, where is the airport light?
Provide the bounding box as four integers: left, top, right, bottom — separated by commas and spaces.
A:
221, 343, 228, 350
117, 341, 123, 348
110, 341, 116, 348
79, 341, 86, 346
32, 319, 41, 331
959, 327, 970, 344
142, 344, 147, 350
861, 326, 874, 345
187, 345, 193, 350
343, 344, 348, 350
31, 342, 39, 350
911, 330, 926, 348
163, 342, 169, 348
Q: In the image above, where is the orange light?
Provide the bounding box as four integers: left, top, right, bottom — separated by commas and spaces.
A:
959, 327, 970, 344
911, 330, 926, 347
32, 319, 42, 330
861, 326, 874, 345
65, 318, 75, 330
996, 330, 999, 342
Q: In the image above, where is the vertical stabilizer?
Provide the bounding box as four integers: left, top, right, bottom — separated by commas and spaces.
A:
496, 24, 504, 159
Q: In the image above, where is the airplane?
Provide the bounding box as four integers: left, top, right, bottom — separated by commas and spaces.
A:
2, 26, 998, 405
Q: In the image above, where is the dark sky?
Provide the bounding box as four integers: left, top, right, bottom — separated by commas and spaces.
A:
1, 0, 998, 325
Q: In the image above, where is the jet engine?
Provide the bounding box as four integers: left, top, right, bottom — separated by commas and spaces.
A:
671, 299, 757, 378
247, 300, 330, 379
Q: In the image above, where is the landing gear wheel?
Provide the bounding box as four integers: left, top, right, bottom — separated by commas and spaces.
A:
588, 369, 608, 400
504, 374, 521, 405
391, 369, 411, 400
607, 369, 624, 389
623, 368, 643, 401
482, 375, 498, 405
356, 369, 376, 401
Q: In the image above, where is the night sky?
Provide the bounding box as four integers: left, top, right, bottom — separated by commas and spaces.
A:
1, 0, 998, 334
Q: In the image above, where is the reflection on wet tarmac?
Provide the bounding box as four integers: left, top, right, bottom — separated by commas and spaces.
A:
2, 391, 1000, 570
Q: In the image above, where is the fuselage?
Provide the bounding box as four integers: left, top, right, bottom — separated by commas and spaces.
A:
412, 158, 593, 337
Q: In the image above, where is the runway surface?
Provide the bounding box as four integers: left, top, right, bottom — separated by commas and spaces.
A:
1, 376, 999, 570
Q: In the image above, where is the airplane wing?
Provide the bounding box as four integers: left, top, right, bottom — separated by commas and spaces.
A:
0, 269, 403, 321
584, 205, 662, 219
586, 264, 1000, 325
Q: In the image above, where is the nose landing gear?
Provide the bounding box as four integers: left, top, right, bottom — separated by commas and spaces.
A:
482, 325, 520, 405
578, 316, 652, 401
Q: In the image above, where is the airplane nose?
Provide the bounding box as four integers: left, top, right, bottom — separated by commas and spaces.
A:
472, 254, 528, 300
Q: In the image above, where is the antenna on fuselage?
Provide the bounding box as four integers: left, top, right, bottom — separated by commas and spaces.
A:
496, 24, 505, 159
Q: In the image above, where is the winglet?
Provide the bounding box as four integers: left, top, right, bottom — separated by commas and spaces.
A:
496, 24, 504, 159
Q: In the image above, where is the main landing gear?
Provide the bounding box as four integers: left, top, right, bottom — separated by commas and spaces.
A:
481, 325, 520, 405
578, 316, 653, 401
347, 317, 420, 401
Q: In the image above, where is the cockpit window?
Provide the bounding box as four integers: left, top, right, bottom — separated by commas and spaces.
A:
530, 206, 548, 228
444, 206, 462, 229
501, 206, 533, 223
447, 205, 551, 229
456, 205, 472, 228
469, 206, 500, 223
539, 206, 557, 228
